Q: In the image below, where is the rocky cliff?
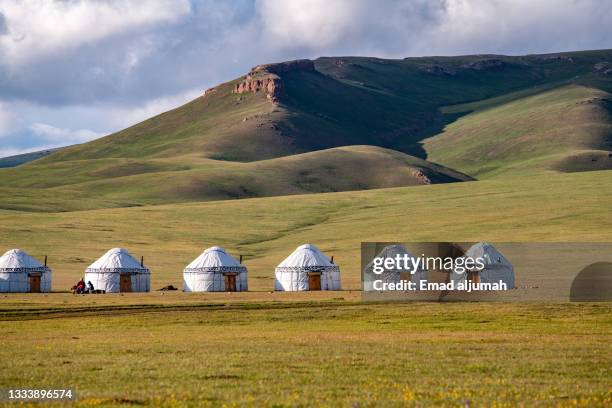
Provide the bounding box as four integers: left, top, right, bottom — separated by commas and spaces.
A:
232, 59, 314, 102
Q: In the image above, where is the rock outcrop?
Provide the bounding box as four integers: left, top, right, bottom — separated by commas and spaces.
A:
411, 169, 432, 185
203, 87, 217, 97
234, 76, 281, 101
233, 59, 314, 103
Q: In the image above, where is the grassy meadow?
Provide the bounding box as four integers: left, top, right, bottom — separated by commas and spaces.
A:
0, 301, 610, 407
1, 137, 611, 408
1, 170, 611, 290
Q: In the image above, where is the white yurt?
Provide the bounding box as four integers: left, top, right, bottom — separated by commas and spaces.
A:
0, 249, 51, 293
183, 247, 248, 292
450, 242, 515, 288
274, 244, 340, 291
363, 244, 427, 290
84, 248, 150, 293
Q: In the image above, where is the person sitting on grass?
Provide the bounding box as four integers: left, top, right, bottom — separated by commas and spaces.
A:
75, 278, 86, 294
87, 281, 94, 293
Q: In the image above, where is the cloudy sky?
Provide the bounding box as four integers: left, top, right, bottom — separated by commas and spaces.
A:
0, 0, 611, 157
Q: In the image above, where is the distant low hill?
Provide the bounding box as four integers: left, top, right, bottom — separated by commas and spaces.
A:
0, 147, 65, 168
0, 146, 472, 212
1, 49, 611, 210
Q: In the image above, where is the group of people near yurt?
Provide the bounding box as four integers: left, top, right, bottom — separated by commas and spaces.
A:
84, 248, 150, 293
0, 242, 515, 293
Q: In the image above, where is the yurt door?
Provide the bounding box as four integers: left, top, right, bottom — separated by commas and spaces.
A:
120, 274, 132, 292
224, 274, 237, 292
467, 271, 480, 284
29, 275, 41, 293
308, 273, 321, 291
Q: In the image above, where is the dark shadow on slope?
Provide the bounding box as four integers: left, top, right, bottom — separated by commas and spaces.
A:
400, 111, 471, 159
553, 151, 612, 173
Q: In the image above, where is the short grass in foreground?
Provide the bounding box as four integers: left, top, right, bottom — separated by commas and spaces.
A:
0, 301, 610, 407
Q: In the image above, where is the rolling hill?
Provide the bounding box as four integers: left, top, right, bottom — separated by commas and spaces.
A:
423, 84, 612, 178
0, 146, 472, 211
1, 49, 611, 210
34, 50, 612, 164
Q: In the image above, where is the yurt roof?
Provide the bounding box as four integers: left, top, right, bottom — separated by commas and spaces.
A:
184, 246, 245, 271
0, 249, 49, 272
85, 248, 149, 273
464, 242, 512, 267
277, 244, 333, 268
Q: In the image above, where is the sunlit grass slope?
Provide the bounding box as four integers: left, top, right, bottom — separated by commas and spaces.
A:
0, 170, 610, 290
424, 85, 612, 178
0, 146, 471, 211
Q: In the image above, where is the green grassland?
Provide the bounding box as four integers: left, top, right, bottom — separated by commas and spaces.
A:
0, 146, 471, 211
0, 301, 610, 407
1, 170, 610, 291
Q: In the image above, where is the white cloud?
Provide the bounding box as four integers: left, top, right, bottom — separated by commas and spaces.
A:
254, 0, 612, 57
419, 0, 612, 56
0, 0, 190, 66
257, 0, 362, 49
30, 123, 104, 145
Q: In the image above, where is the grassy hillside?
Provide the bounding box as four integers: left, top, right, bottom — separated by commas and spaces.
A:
0, 170, 609, 290
0, 146, 471, 211
424, 85, 612, 178
39, 49, 612, 164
